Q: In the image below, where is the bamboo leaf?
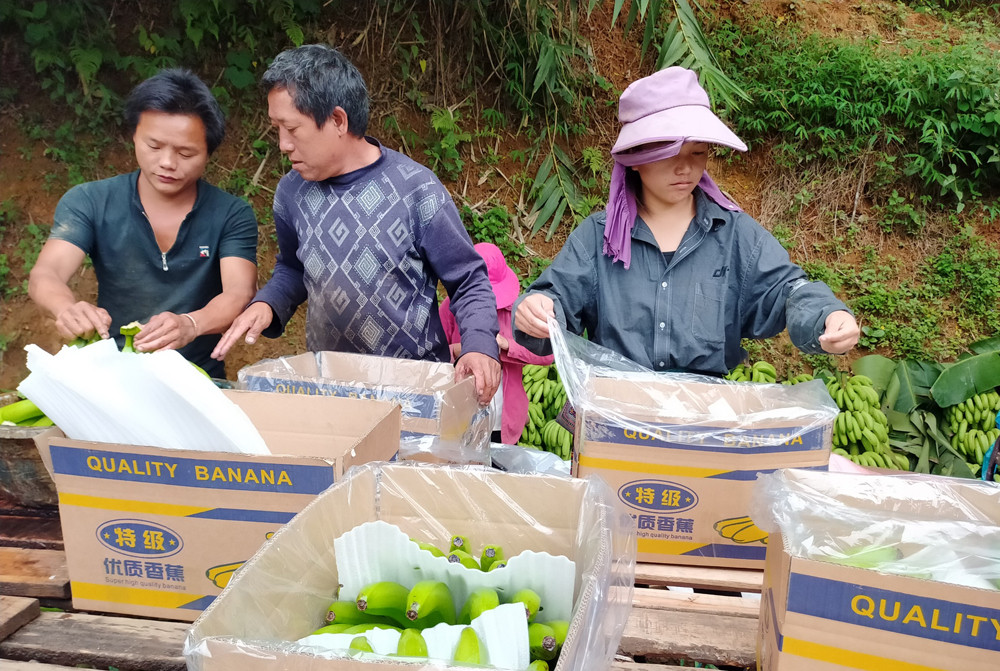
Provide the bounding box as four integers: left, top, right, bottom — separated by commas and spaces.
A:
545, 199, 569, 241
531, 189, 564, 236
929, 352, 1000, 408
611, 0, 627, 27
531, 154, 554, 193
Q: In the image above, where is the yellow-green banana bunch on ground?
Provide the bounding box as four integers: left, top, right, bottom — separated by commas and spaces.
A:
519, 364, 570, 457
945, 390, 1000, 468
724, 360, 777, 383
828, 374, 908, 470
782, 373, 815, 385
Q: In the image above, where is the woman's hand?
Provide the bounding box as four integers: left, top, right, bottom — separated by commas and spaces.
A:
514, 293, 555, 338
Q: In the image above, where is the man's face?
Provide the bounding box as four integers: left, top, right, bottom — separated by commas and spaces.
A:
133, 111, 209, 198
268, 88, 346, 181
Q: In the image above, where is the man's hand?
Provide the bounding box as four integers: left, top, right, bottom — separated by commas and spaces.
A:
211, 302, 274, 360
134, 312, 197, 352
54, 301, 111, 341
819, 310, 860, 354
455, 351, 501, 405
513, 293, 555, 338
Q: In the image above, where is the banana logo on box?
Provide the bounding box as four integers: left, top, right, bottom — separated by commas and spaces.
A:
714, 515, 768, 545
205, 531, 276, 589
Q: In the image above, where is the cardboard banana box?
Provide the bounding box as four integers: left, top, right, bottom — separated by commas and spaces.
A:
34, 390, 401, 621
184, 463, 635, 671
573, 376, 835, 569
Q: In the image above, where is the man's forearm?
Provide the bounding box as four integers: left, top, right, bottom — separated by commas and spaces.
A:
28, 271, 80, 320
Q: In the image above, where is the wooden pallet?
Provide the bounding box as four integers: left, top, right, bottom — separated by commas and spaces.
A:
1, 530, 759, 670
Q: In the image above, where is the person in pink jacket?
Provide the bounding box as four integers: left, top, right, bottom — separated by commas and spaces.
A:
439, 243, 554, 444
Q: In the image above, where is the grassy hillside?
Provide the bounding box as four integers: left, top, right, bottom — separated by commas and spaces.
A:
1, 0, 998, 390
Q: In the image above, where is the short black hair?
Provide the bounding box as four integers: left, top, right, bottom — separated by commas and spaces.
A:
261, 44, 370, 136
123, 69, 226, 154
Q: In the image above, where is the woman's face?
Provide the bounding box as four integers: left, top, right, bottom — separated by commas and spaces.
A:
633, 141, 709, 208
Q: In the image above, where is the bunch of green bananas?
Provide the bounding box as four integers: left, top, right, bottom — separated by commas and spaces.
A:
945, 390, 1000, 443
522, 365, 566, 409
519, 364, 570, 457
724, 360, 777, 383
540, 419, 572, 459
828, 374, 907, 470
782, 373, 815, 385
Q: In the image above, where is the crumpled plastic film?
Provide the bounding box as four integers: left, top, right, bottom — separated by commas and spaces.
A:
752, 468, 1000, 590
237, 352, 490, 465
547, 319, 840, 450
184, 462, 637, 671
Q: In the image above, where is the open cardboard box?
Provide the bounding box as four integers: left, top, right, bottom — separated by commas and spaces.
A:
756, 468, 1000, 669
184, 463, 636, 671
573, 375, 835, 569
238, 351, 487, 464
34, 389, 401, 621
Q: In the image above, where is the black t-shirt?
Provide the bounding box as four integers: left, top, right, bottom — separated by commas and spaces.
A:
50, 171, 257, 377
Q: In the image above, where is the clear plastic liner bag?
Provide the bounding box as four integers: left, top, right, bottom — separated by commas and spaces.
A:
237, 352, 490, 465
490, 443, 572, 477
546, 320, 840, 450
184, 462, 637, 671
752, 468, 1000, 589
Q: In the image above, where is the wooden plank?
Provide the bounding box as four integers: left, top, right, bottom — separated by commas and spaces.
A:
634, 562, 763, 593
0, 611, 187, 671
0, 596, 39, 641
634, 585, 760, 618
0, 547, 69, 599
0, 661, 76, 671
0, 515, 63, 550
612, 662, 701, 671
620, 605, 757, 668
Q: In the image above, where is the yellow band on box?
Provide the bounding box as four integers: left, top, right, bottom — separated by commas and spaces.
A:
783, 637, 945, 671
636, 538, 708, 556
578, 455, 729, 478
60, 492, 212, 517
72, 581, 208, 610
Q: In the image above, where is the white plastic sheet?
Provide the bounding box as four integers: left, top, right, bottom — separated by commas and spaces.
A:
19, 340, 267, 454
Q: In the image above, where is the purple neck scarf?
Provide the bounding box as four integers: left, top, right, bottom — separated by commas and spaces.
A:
604, 139, 740, 269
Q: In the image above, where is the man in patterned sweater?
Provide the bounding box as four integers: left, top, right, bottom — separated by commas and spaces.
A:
213, 44, 501, 403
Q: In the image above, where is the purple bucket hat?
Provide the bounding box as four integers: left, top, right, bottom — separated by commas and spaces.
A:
612, 67, 747, 156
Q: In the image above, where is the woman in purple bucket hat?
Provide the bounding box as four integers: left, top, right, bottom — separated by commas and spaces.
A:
512, 67, 859, 375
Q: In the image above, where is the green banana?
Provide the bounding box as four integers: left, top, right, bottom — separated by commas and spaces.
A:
324, 600, 399, 626
343, 622, 402, 634
452, 626, 484, 664
527, 661, 550, 671
509, 588, 542, 622
447, 549, 481, 570
546, 619, 569, 646
405, 580, 456, 627
449, 535, 471, 553
487, 560, 507, 572
309, 623, 353, 635
412, 539, 446, 558
528, 622, 558, 661
480, 544, 505, 572
356, 581, 411, 626
349, 635, 374, 653
396, 628, 428, 657
459, 587, 501, 624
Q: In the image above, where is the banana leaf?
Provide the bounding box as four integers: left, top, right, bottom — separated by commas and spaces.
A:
928, 351, 1000, 408
883, 359, 942, 415
850, 354, 897, 397
968, 335, 1000, 355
